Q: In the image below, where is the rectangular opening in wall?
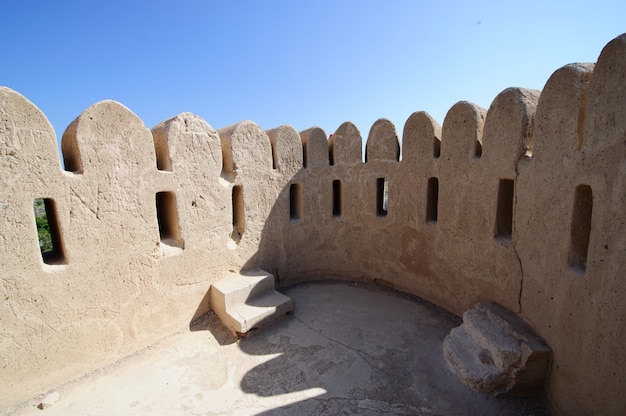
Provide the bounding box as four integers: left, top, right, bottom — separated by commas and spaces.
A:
495, 179, 514, 240
475, 139, 483, 159
426, 177, 439, 224
290, 183, 303, 221
302, 142, 308, 168
33, 198, 67, 265
153, 134, 172, 171
376, 178, 388, 217
332, 180, 341, 217
232, 185, 245, 243
156, 192, 184, 249
433, 138, 441, 159
271, 141, 278, 170
568, 185, 593, 273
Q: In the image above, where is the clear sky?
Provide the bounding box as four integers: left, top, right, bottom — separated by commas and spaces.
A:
1, 0, 624, 154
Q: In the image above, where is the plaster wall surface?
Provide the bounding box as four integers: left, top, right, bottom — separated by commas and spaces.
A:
1, 34, 625, 416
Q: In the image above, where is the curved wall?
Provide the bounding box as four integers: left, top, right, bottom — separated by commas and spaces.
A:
1, 34, 624, 416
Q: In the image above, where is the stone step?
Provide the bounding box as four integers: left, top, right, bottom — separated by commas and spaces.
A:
210, 269, 276, 310
210, 270, 293, 335
225, 290, 293, 335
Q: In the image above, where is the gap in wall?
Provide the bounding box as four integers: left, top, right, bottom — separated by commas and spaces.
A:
377, 178, 388, 217
495, 179, 514, 240
568, 184, 593, 273
33, 198, 67, 265
332, 180, 342, 217
156, 191, 184, 250
290, 183, 303, 221
426, 177, 439, 224
232, 185, 245, 243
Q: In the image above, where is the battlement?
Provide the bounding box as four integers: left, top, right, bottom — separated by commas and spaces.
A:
1, 34, 624, 415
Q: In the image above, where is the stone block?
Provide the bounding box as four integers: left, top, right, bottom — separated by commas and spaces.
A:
443, 302, 551, 396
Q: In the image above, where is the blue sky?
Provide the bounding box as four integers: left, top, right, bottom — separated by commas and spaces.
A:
1, 0, 624, 154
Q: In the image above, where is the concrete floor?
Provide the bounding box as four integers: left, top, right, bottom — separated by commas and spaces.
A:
10, 281, 550, 416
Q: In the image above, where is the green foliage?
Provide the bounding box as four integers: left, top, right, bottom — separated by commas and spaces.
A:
34, 199, 53, 254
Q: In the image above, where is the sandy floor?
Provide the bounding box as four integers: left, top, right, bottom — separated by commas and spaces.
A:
8, 281, 550, 416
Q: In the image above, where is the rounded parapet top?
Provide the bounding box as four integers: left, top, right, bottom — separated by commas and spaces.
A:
401, 111, 442, 164
217, 120, 273, 179
482, 87, 540, 164
265, 125, 303, 177
0, 87, 61, 174
365, 118, 400, 163
442, 101, 486, 162
584, 33, 626, 153
61, 100, 153, 174
329, 121, 362, 165
151, 112, 222, 177
533, 63, 594, 160
299, 126, 329, 169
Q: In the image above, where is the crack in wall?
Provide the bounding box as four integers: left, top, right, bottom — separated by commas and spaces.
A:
513, 238, 524, 315
510, 106, 535, 316
513, 156, 530, 315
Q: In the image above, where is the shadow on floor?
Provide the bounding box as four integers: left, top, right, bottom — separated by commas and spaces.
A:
236, 281, 551, 416
189, 309, 238, 346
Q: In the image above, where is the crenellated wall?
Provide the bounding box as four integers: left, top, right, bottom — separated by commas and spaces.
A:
1, 34, 624, 416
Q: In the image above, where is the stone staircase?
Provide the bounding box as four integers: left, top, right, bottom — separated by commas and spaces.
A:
443, 302, 552, 396
210, 269, 293, 336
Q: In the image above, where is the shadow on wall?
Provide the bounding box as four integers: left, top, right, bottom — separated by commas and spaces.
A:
1, 33, 623, 416
239, 119, 409, 289
187, 33, 626, 416
234, 91, 533, 316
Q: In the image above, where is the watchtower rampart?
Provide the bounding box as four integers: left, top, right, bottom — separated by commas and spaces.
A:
1, 34, 624, 416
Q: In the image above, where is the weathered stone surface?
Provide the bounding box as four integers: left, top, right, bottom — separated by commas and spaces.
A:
1, 34, 625, 416
37, 391, 59, 409
365, 118, 400, 162
443, 302, 552, 396
11, 282, 550, 416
